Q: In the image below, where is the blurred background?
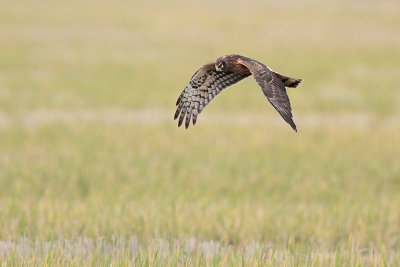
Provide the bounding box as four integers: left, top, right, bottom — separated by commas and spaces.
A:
0, 0, 399, 265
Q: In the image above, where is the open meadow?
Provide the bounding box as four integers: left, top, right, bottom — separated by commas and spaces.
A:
0, 0, 400, 265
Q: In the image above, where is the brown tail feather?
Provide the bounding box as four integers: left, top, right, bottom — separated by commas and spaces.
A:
272, 71, 302, 88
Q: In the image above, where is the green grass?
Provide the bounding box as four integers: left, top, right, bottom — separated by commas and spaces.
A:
1, 0, 400, 265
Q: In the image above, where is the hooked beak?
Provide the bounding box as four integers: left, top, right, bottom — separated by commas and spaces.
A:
215, 64, 222, 72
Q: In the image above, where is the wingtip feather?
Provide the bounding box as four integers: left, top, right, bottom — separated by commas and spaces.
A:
174, 109, 180, 120
178, 109, 186, 127
290, 121, 297, 132
185, 112, 191, 129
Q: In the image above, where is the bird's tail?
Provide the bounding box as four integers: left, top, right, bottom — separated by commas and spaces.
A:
272, 71, 302, 88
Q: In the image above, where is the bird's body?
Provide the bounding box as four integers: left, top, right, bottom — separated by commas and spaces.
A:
174, 54, 302, 131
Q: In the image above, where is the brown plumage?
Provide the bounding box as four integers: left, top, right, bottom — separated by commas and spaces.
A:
174, 54, 302, 131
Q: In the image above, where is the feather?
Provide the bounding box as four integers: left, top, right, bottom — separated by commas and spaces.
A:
173, 62, 250, 128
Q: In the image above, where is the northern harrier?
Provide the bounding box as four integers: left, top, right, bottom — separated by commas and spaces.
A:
174, 54, 302, 131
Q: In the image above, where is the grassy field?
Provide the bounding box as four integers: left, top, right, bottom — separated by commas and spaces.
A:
1, 0, 400, 265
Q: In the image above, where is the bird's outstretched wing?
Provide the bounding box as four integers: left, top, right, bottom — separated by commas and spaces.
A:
238, 57, 298, 132
174, 62, 250, 128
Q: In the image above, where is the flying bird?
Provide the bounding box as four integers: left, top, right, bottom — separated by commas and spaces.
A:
174, 54, 302, 131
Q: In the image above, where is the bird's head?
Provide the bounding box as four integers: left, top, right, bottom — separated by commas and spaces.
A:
215, 57, 227, 72
215, 55, 241, 72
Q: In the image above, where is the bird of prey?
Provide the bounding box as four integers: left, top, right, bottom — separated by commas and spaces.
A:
174, 54, 302, 131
